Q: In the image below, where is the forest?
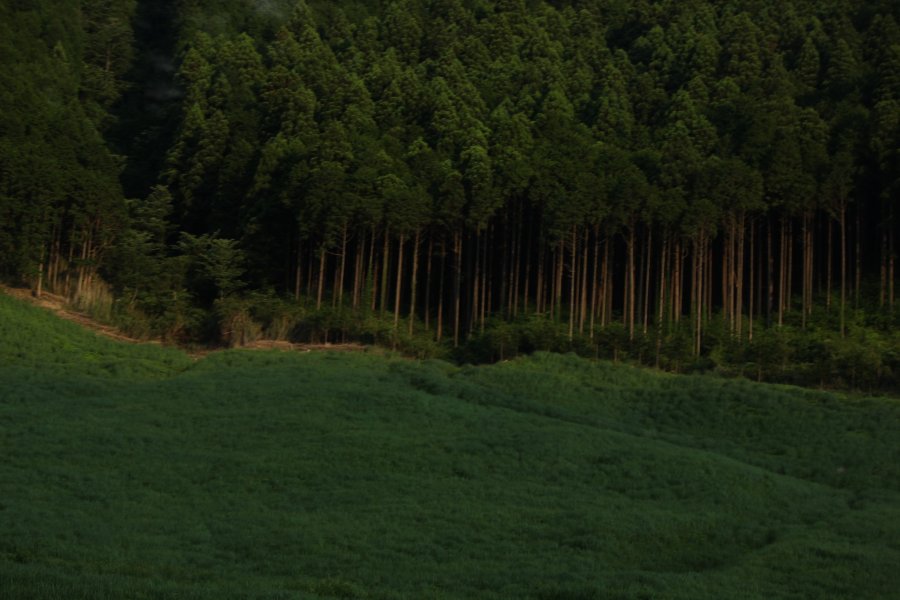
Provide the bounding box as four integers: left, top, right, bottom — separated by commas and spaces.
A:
1, 0, 899, 389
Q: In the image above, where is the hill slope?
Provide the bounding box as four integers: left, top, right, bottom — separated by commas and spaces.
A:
1, 292, 899, 599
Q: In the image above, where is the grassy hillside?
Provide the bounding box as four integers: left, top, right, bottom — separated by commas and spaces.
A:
1, 292, 899, 599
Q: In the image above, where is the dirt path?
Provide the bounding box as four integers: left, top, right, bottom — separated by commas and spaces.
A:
1, 285, 369, 355
0, 285, 149, 344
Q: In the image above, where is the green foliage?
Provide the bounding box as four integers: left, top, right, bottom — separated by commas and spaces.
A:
2, 0, 899, 394
2, 293, 899, 599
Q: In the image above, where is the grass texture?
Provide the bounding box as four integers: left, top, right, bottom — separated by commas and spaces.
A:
1, 292, 899, 599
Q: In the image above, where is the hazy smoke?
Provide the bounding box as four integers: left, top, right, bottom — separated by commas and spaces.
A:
249, 0, 291, 21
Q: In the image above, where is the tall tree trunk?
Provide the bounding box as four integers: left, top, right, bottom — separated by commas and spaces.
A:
840, 204, 847, 337
36, 245, 45, 298
855, 207, 861, 306
826, 218, 833, 310
394, 232, 405, 334
723, 220, 732, 331
453, 230, 462, 347
642, 226, 652, 335
437, 237, 446, 342
580, 226, 589, 335
673, 239, 682, 324
554, 241, 564, 323
336, 223, 347, 307
352, 231, 363, 309
316, 247, 326, 310
881, 230, 888, 308
380, 230, 390, 315
409, 230, 420, 336
590, 226, 600, 338
294, 237, 302, 300
694, 231, 704, 357
890, 216, 895, 311
627, 225, 636, 340
482, 226, 490, 333
368, 227, 378, 312
786, 219, 794, 316
736, 214, 745, 339
569, 225, 577, 340
656, 234, 668, 367
749, 220, 755, 341
470, 231, 481, 335
778, 219, 785, 327
424, 234, 433, 330
599, 237, 609, 328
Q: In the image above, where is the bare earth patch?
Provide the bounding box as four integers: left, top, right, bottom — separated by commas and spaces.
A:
0, 285, 369, 356
0, 285, 146, 344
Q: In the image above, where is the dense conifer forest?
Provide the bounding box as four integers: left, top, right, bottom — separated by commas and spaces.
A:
1, 0, 899, 388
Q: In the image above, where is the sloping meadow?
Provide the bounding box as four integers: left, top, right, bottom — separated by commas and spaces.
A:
1, 293, 899, 599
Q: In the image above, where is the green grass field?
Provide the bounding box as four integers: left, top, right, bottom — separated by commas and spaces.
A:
1, 292, 899, 599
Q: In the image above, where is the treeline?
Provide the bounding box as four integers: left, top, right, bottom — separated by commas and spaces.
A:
1, 0, 899, 388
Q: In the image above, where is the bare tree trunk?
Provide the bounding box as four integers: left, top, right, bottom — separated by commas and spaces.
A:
590, 226, 600, 338
765, 220, 772, 327
642, 227, 652, 335
855, 207, 861, 307
369, 228, 378, 312
656, 234, 668, 367
409, 230, 420, 336
453, 230, 462, 347
295, 237, 302, 300
471, 231, 481, 335
569, 225, 577, 340
778, 219, 785, 327
825, 218, 832, 311
437, 238, 446, 342
479, 228, 488, 333
424, 234, 433, 330
380, 230, 390, 315
694, 231, 704, 357
736, 214, 745, 339
881, 230, 888, 308
749, 220, 755, 341
786, 219, 794, 316
580, 227, 589, 335
555, 241, 564, 323
336, 223, 347, 307
723, 220, 731, 330
394, 233, 405, 333
890, 219, 895, 311
535, 243, 545, 315
599, 237, 609, 328
628, 225, 635, 340
706, 238, 713, 323
522, 218, 532, 316
36, 246, 45, 298
840, 205, 847, 337
352, 232, 363, 309
316, 247, 326, 310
